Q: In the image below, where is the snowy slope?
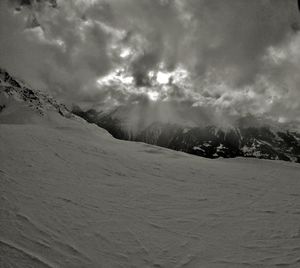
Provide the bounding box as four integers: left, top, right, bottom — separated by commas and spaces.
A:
1, 69, 300, 267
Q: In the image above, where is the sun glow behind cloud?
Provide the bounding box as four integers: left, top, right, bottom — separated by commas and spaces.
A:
96, 65, 193, 104
156, 71, 171, 84
1, 0, 300, 126
147, 90, 159, 101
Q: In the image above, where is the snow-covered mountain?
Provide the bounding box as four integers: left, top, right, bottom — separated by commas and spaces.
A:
1, 68, 300, 267
73, 107, 300, 163
0, 67, 72, 125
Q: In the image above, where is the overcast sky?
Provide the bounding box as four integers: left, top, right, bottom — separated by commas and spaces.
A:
1, 0, 300, 126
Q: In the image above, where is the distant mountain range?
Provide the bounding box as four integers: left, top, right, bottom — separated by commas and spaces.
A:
73, 107, 300, 163
1, 67, 299, 163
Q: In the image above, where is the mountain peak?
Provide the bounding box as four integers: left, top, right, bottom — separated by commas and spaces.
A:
0, 67, 71, 124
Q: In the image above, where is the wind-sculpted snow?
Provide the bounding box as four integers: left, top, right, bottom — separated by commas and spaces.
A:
1, 68, 300, 267
1, 121, 300, 267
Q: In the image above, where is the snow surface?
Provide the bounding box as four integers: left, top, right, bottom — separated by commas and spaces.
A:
1, 108, 300, 267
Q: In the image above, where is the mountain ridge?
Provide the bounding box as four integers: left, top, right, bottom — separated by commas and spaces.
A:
73, 107, 300, 163
1, 67, 299, 163
0, 67, 73, 125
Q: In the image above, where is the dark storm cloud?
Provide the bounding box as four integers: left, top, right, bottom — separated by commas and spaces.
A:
0, 0, 111, 103
0, 0, 300, 124
182, 0, 299, 87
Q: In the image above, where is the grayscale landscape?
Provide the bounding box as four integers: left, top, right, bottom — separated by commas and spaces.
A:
1, 1, 300, 267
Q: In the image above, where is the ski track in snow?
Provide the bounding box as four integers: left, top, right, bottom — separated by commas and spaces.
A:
1, 123, 300, 268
